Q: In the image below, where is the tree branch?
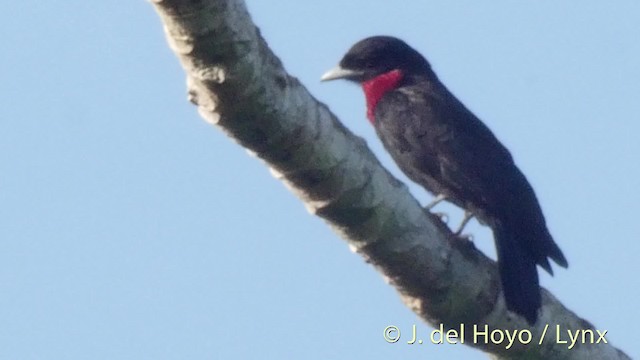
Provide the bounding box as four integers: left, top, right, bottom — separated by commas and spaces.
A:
150, 0, 629, 358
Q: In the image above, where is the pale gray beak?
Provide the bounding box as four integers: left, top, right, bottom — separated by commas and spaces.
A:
320, 65, 363, 82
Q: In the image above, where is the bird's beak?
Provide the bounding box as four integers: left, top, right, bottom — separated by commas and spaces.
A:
320, 65, 362, 82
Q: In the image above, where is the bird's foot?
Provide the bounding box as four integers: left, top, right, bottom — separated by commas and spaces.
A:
423, 194, 449, 223
456, 233, 474, 242
431, 211, 449, 223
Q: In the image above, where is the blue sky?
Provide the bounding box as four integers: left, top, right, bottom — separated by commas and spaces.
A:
1, 1, 638, 359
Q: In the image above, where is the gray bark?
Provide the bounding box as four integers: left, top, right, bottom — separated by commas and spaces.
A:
150, 0, 629, 359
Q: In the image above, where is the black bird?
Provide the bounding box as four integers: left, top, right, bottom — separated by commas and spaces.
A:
321, 36, 568, 324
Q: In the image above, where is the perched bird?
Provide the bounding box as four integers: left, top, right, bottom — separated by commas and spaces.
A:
321, 36, 568, 324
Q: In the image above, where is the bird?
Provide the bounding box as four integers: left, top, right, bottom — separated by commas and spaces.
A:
321, 36, 568, 324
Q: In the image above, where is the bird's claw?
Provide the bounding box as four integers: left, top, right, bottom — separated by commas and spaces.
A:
423, 194, 449, 222
455, 232, 474, 242
431, 211, 449, 223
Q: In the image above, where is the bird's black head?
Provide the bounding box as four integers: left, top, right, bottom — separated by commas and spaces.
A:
321, 36, 432, 83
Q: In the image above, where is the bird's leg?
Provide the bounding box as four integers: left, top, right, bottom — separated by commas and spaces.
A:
425, 194, 447, 210
424, 194, 448, 223
454, 211, 474, 238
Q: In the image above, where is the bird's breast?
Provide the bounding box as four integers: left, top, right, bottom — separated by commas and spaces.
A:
361, 69, 404, 124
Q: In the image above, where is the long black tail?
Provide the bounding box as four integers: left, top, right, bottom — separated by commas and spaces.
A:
493, 221, 541, 325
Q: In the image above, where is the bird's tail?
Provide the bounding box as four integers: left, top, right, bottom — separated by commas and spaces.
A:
493, 220, 541, 325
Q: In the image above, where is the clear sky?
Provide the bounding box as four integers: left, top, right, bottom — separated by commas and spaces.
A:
1, 1, 638, 359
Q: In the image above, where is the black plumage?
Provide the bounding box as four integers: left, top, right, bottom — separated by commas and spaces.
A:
321, 36, 568, 324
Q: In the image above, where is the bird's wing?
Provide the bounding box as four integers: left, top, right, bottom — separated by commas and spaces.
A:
377, 83, 518, 217
417, 84, 517, 217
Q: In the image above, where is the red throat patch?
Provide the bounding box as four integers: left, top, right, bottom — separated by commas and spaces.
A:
361, 69, 404, 124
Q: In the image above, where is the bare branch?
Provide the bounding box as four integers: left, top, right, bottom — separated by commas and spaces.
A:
150, 0, 629, 358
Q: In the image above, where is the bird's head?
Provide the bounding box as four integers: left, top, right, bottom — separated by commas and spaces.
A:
321, 36, 432, 83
